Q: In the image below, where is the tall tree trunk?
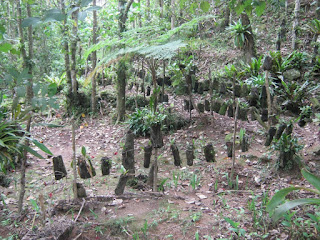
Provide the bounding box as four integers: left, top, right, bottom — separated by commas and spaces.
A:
221, 5, 230, 29
18, 117, 31, 214
17, 1, 34, 214
26, 4, 33, 103
72, 121, 78, 199
60, 0, 72, 97
171, 0, 175, 29
17, 1, 28, 71
138, 0, 142, 27
312, 0, 320, 63
116, 59, 126, 122
91, 0, 97, 113
160, 0, 163, 18
70, 5, 79, 96
241, 13, 256, 63
116, 0, 134, 122
146, 0, 150, 20
292, 0, 300, 50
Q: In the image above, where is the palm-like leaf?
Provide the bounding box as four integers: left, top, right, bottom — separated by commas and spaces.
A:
308, 19, 320, 35
267, 169, 320, 222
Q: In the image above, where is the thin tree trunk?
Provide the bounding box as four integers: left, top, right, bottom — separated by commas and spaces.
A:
222, 5, 230, 29
91, 0, 97, 113
160, 0, 163, 18
60, 0, 72, 97
71, 5, 79, 95
146, 0, 150, 20
26, 4, 33, 103
17, 1, 34, 214
265, 71, 272, 129
292, 0, 300, 50
153, 148, 158, 192
149, 59, 158, 112
162, 61, 165, 101
171, 0, 175, 29
241, 13, 256, 63
313, 0, 320, 62
17, 1, 27, 70
18, 117, 31, 214
138, 0, 142, 27
72, 121, 78, 199
116, 0, 134, 122
116, 59, 126, 122
231, 103, 238, 180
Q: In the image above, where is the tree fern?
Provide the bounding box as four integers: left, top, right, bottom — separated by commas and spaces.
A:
83, 15, 215, 61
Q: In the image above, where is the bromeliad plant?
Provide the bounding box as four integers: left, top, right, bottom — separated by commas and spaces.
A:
279, 79, 318, 112
0, 120, 53, 173
267, 169, 320, 222
227, 19, 251, 50
243, 56, 263, 77
127, 103, 167, 136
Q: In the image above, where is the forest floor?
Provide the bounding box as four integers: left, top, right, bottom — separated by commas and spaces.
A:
1, 87, 320, 240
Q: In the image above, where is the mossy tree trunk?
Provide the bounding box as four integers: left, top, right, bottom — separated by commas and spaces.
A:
91, 0, 97, 113
116, 59, 127, 122
60, 0, 72, 100
241, 13, 256, 63
292, 0, 300, 50
70, 4, 79, 98
122, 129, 135, 174
116, 0, 134, 122
17, 1, 34, 214
171, 0, 175, 29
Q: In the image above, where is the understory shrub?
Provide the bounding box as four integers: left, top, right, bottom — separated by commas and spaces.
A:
127, 105, 188, 136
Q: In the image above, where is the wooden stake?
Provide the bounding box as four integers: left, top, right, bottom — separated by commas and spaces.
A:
264, 71, 272, 129
231, 101, 239, 180
72, 120, 78, 199
153, 148, 158, 192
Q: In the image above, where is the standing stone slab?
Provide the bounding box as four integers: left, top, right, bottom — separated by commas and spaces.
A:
227, 104, 234, 118
261, 109, 268, 122
146, 86, 151, 96
265, 127, 277, 146
150, 124, 164, 148
115, 174, 129, 195
234, 84, 241, 97
212, 100, 222, 113
197, 103, 205, 113
260, 86, 267, 108
171, 143, 181, 167
144, 145, 152, 168
204, 100, 210, 112
184, 99, 194, 111
186, 144, 194, 166
218, 102, 228, 116
77, 156, 96, 179
219, 82, 226, 94
249, 87, 259, 107
101, 157, 112, 176
194, 80, 199, 93
275, 124, 287, 140
226, 142, 233, 157
241, 135, 249, 152
122, 129, 135, 174
238, 107, 248, 121
53, 155, 67, 180
204, 144, 215, 162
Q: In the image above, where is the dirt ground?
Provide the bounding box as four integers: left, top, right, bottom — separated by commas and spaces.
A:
1, 88, 320, 239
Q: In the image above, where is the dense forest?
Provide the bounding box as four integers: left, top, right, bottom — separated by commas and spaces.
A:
1, 0, 320, 239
